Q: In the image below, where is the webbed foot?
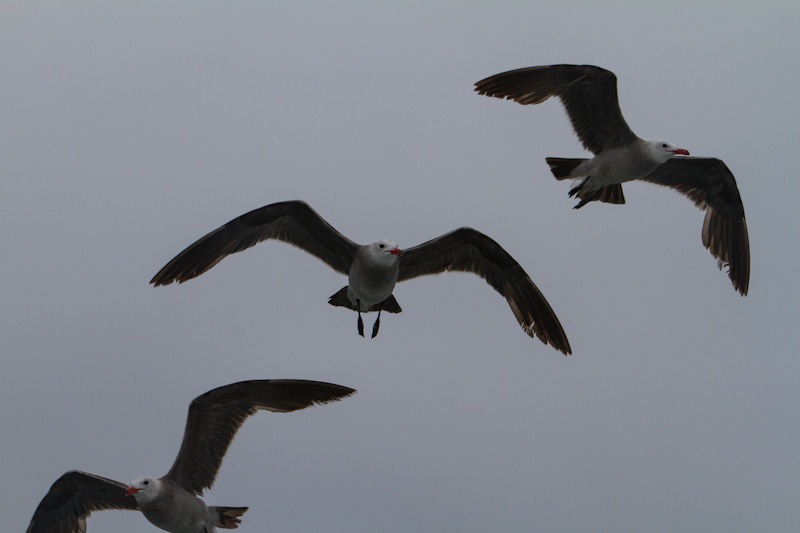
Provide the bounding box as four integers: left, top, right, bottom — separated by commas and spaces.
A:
371, 311, 381, 338
356, 299, 365, 337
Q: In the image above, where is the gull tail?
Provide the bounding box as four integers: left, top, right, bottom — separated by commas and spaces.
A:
375, 295, 402, 313
328, 287, 402, 313
545, 157, 586, 180
212, 506, 248, 529
328, 286, 357, 310
570, 184, 626, 209
590, 184, 626, 205
546, 156, 626, 208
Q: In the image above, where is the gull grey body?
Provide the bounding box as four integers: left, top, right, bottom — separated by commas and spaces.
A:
150, 200, 571, 353
134, 478, 202, 532
129, 476, 245, 533
26, 380, 356, 533
347, 243, 401, 308
475, 64, 750, 295
327, 239, 403, 337
567, 141, 677, 190
132, 478, 210, 532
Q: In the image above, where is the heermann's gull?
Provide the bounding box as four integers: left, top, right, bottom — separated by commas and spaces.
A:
26, 379, 355, 533
475, 64, 750, 296
150, 200, 571, 354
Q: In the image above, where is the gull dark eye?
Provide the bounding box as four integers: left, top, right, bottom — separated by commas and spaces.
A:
143, 480, 149, 485
379, 243, 385, 249
662, 143, 668, 148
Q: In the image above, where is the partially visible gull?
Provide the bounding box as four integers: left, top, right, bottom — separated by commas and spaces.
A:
26, 379, 355, 533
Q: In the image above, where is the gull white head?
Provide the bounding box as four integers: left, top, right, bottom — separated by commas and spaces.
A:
126, 476, 161, 504
369, 239, 402, 264
647, 141, 690, 164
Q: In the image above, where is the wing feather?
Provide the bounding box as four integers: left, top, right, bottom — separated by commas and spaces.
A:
640, 157, 749, 295
398, 228, 571, 354
475, 64, 638, 154
164, 380, 355, 495
26, 471, 139, 533
150, 201, 359, 286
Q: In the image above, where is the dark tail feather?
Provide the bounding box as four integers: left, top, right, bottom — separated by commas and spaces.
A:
328, 288, 402, 314
546, 157, 586, 180
573, 184, 627, 209
593, 184, 625, 205
213, 506, 248, 529
328, 286, 356, 310
377, 295, 402, 314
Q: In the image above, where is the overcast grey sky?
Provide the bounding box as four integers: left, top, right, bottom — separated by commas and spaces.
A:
3, 2, 799, 532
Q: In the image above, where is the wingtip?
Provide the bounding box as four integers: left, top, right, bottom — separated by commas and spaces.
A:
149, 271, 174, 287
733, 275, 749, 297
524, 324, 572, 356
702, 208, 750, 297
309, 383, 357, 405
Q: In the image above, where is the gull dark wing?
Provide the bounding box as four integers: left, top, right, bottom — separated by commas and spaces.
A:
26, 470, 139, 533
640, 157, 750, 295
475, 64, 638, 154
398, 228, 571, 354
150, 200, 360, 286
164, 380, 356, 496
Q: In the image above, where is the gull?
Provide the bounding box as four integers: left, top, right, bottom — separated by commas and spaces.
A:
26, 379, 355, 533
150, 200, 571, 354
475, 64, 750, 295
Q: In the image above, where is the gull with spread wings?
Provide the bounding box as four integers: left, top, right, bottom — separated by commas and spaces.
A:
26, 379, 355, 533
150, 200, 571, 354
475, 64, 749, 296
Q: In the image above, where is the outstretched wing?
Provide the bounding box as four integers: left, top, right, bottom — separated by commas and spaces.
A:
164, 380, 356, 496
641, 157, 750, 295
26, 470, 139, 533
475, 64, 638, 154
150, 200, 360, 286
398, 228, 571, 354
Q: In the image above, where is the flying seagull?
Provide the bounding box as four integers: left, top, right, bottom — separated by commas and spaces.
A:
475, 64, 750, 296
150, 200, 571, 354
26, 379, 355, 533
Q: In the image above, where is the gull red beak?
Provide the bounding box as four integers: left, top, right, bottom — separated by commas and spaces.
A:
389, 247, 402, 256
126, 486, 142, 496
670, 148, 690, 156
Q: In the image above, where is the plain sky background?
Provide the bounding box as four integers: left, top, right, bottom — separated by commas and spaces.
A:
3, 2, 799, 532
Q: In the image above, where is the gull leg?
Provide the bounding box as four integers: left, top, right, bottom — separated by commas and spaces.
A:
356, 299, 364, 337
568, 177, 588, 198
573, 189, 602, 209
371, 306, 382, 338
570, 177, 602, 209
